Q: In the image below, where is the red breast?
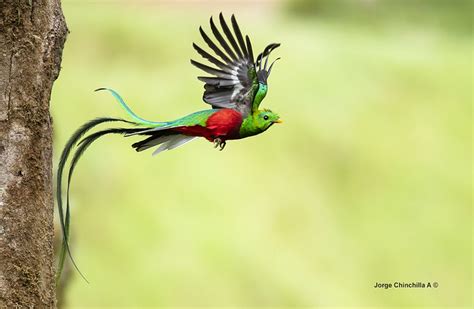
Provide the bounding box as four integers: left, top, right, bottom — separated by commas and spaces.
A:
172, 109, 243, 141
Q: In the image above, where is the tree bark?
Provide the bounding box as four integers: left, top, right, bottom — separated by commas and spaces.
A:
0, 0, 67, 307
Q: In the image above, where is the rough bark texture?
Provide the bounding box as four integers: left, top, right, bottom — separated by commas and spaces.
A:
0, 0, 67, 307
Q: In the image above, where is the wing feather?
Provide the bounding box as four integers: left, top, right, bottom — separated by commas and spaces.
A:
190, 60, 236, 79
192, 14, 280, 115
246, 35, 254, 64
231, 15, 248, 58
210, 16, 237, 61
193, 43, 231, 70
198, 76, 238, 87
219, 13, 243, 59
199, 26, 232, 64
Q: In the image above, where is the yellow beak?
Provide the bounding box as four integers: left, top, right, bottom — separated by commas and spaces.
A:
274, 119, 283, 124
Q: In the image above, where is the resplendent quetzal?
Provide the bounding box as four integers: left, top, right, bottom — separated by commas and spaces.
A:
56, 13, 281, 282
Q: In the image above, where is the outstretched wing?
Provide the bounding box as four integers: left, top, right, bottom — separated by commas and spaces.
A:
191, 13, 258, 116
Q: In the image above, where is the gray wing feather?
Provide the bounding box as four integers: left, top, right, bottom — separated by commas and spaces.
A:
191, 13, 256, 115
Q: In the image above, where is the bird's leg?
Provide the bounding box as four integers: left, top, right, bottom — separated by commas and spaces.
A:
219, 140, 226, 151
213, 138, 222, 149
213, 138, 226, 151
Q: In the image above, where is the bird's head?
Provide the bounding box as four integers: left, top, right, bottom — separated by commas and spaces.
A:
254, 109, 282, 131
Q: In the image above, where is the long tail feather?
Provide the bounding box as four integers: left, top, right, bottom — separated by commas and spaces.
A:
95, 88, 166, 127
60, 127, 142, 281
56, 115, 195, 283
56, 117, 138, 284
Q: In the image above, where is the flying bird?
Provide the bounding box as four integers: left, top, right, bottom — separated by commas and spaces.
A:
56, 13, 281, 282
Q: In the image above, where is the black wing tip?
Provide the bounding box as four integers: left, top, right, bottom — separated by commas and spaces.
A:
199, 26, 208, 39
266, 43, 281, 50
190, 59, 200, 65
192, 43, 203, 54
210, 15, 221, 31
257, 43, 282, 62
94, 87, 107, 92
246, 35, 253, 46
219, 12, 230, 29
230, 14, 240, 27
197, 76, 211, 83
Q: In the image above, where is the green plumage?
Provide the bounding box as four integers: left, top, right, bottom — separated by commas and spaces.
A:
56, 13, 281, 283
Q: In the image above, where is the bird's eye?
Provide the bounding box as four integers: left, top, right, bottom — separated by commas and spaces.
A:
263, 115, 269, 120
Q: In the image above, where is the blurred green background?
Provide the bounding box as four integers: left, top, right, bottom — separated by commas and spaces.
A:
51, 0, 472, 307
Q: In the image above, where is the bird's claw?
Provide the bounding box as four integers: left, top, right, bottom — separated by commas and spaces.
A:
213, 138, 226, 151
219, 141, 226, 151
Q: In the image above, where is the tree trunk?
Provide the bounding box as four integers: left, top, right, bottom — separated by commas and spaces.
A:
0, 0, 67, 307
